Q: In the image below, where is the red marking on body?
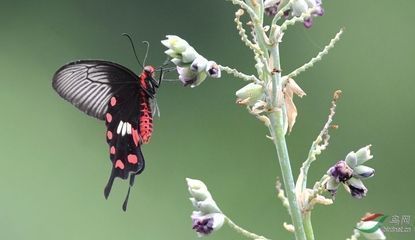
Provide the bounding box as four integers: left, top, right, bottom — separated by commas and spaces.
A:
137, 66, 155, 144
110, 146, 116, 154
132, 128, 140, 146
127, 154, 138, 164
110, 97, 117, 106
105, 113, 112, 123
107, 131, 113, 140
115, 160, 124, 169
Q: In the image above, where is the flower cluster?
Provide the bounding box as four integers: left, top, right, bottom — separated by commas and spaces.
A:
264, 0, 324, 28
326, 145, 375, 199
186, 178, 225, 237
161, 35, 221, 88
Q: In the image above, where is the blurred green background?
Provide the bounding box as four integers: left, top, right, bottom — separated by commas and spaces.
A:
1, 0, 414, 239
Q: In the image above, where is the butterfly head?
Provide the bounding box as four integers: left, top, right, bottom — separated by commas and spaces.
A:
143, 65, 155, 77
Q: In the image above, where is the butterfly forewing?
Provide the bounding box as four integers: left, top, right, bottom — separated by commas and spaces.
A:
52, 60, 139, 120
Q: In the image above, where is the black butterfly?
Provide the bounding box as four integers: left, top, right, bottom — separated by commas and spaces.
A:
52, 59, 162, 211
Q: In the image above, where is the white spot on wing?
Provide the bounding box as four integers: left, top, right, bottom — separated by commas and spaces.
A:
126, 123, 132, 135
117, 121, 124, 134
121, 122, 127, 136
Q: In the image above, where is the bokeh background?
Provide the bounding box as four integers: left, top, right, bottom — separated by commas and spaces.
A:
1, 0, 414, 239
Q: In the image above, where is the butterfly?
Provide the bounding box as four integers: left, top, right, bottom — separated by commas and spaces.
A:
52, 55, 162, 211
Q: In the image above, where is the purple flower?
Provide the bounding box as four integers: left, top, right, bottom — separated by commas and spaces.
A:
325, 146, 375, 199
264, 0, 281, 17
265, 0, 324, 28
192, 217, 214, 235
191, 212, 225, 237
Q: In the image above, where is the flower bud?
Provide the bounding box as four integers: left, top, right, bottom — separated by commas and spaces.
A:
186, 178, 211, 201
235, 83, 264, 106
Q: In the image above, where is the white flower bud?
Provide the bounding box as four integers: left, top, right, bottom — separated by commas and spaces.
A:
186, 178, 211, 201
235, 83, 264, 106
161, 35, 189, 52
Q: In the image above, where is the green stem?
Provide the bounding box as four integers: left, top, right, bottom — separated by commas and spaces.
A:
268, 114, 307, 240
304, 212, 315, 240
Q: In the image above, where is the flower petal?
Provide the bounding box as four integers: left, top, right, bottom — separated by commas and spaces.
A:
325, 177, 340, 195
355, 145, 373, 165
181, 46, 198, 63
353, 165, 375, 179
190, 55, 208, 73
345, 151, 357, 168
346, 177, 367, 199
191, 212, 224, 237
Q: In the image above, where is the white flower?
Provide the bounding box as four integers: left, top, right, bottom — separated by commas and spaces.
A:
186, 178, 224, 237
162, 35, 222, 87
326, 145, 375, 199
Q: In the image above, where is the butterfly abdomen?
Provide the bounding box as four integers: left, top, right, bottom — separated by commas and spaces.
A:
139, 80, 153, 144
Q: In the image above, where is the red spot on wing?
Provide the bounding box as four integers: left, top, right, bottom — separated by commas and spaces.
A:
115, 160, 125, 169
107, 131, 113, 140
106, 113, 112, 123
127, 154, 138, 164
132, 128, 140, 146
110, 97, 117, 106
110, 146, 116, 154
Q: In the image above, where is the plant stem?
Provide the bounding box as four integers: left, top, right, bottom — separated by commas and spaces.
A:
268, 114, 307, 240
304, 212, 315, 240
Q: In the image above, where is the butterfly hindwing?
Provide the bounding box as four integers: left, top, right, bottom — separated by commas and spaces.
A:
103, 91, 146, 210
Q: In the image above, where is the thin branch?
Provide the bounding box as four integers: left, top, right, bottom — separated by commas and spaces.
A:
296, 90, 342, 193
234, 9, 268, 76
219, 65, 261, 83
225, 216, 270, 240
287, 28, 344, 79
231, 0, 260, 22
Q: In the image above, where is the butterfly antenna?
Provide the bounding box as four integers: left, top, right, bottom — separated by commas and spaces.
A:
142, 41, 150, 66
122, 33, 144, 69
